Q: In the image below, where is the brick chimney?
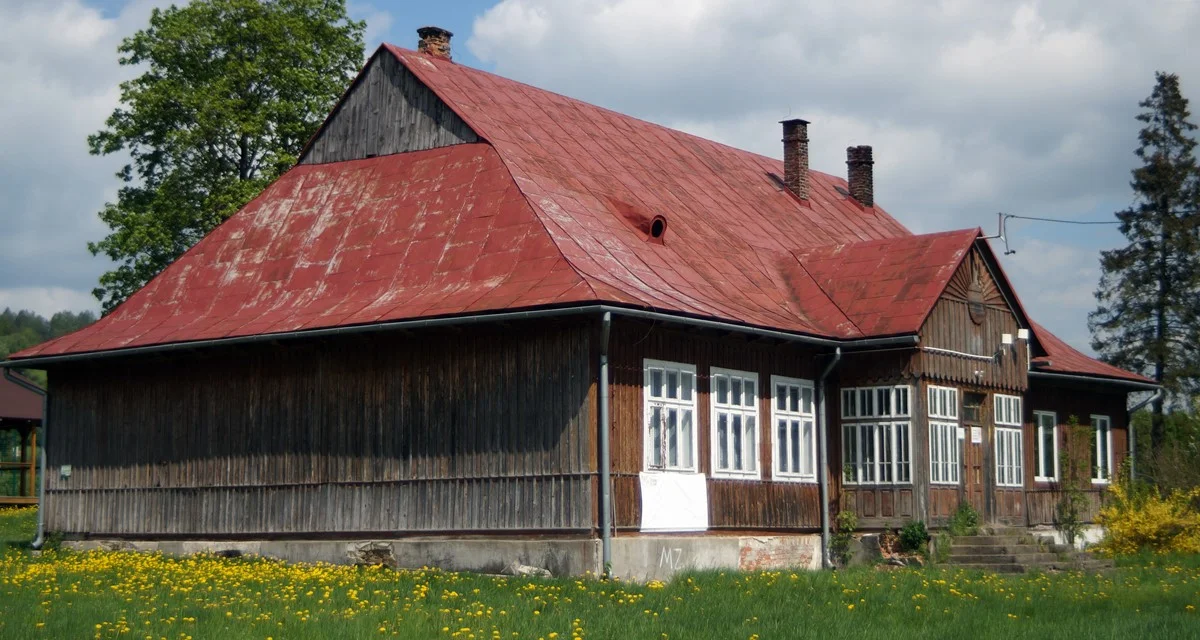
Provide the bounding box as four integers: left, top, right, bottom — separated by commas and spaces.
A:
780, 119, 810, 201
417, 26, 453, 60
846, 145, 874, 207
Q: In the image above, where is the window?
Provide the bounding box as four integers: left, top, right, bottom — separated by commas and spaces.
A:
928, 385, 961, 485
995, 427, 1024, 487
772, 376, 815, 482
928, 385, 958, 420
841, 385, 912, 485
1092, 415, 1112, 483
1034, 411, 1058, 482
644, 360, 697, 472
711, 368, 759, 478
994, 394, 1022, 427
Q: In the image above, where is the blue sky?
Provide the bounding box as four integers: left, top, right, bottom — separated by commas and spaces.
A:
2, 0, 1197, 356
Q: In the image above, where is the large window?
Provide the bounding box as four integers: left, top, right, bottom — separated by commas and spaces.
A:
711, 368, 759, 478
928, 385, 960, 485
994, 394, 1023, 488
1091, 415, 1112, 483
643, 360, 697, 472
841, 386, 911, 485
1034, 411, 1058, 482
995, 427, 1024, 487
772, 376, 816, 482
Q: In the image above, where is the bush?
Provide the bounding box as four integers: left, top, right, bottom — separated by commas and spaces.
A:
899, 521, 930, 553
830, 509, 857, 567
948, 501, 981, 537
1095, 481, 1200, 557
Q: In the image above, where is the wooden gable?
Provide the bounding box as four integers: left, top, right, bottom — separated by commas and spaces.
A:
299, 50, 479, 165
917, 247, 1027, 392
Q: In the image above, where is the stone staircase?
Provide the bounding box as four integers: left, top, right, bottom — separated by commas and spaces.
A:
944, 527, 1113, 574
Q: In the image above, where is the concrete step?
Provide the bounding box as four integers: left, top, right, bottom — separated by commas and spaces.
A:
949, 544, 1045, 556
947, 552, 1059, 565
948, 563, 1028, 574
951, 535, 1040, 546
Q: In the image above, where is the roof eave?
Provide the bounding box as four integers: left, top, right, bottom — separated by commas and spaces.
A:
1028, 369, 1161, 391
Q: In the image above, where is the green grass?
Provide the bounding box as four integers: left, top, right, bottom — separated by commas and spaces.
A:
0, 506, 36, 550
0, 512, 1197, 639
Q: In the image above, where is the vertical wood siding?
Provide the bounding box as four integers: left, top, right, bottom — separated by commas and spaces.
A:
45, 321, 593, 537
299, 52, 478, 165
607, 320, 824, 532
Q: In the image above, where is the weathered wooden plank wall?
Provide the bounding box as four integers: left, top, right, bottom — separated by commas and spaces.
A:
608, 320, 824, 532
299, 51, 478, 165
45, 320, 593, 537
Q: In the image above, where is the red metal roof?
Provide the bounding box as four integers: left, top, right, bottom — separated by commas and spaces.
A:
0, 373, 42, 421
793, 229, 979, 336
1029, 321, 1155, 384
7, 45, 1149, 385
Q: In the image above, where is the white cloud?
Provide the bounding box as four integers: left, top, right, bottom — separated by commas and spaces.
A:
469, 0, 1200, 353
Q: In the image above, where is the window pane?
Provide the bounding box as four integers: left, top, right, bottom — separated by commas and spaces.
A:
860, 390, 874, 417
844, 425, 857, 483
776, 385, 787, 411
650, 406, 662, 467
930, 425, 941, 483
791, 420, 802, 474
802, 387, 813, 414
732, 414, 743, 470
801, 419, 813, 476
681, 372, 694, 401
862, 425, 876, 482
744, 379, 756, 406
777, 419, 788, 473
877, 388, 892, 417
667, 408, 678, 467
681, 410, 693, 468
791, 386, 801, 413
667, 371, 679, 399
731, 378, 743, 406
717, 413, 729, 470
650, 369, 664, 398
716, 376, 729, 405
897, 387, 909, 416
745, 416, 757, 471
879, 424, 894, 483
1042, 426, 1054, 477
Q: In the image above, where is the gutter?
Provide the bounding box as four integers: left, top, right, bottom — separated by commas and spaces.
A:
598, 311, 613, 576
1126, 387, 1164, 482
1, 304, 919, 369
3, 369, 47, 549
1028, 370, 1161, 392
815, 347, 841, 569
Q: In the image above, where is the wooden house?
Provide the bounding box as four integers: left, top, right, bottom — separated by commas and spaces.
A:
1, 371, 43, 507
3, 27, 1157, 577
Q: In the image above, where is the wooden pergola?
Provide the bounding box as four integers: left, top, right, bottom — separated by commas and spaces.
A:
1, 373, 42, 507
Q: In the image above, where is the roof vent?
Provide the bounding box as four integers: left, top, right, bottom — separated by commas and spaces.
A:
417, 26, 453, 60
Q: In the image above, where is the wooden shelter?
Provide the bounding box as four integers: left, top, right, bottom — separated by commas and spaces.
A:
2, 28, 1156, 576
0, 372, 42, 507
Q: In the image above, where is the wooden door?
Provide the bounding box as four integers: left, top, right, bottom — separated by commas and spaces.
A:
962, 393, 986, 516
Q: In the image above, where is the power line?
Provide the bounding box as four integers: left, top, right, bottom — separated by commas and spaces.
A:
982, 212, 1120, 256
1004, 213, 1120, 225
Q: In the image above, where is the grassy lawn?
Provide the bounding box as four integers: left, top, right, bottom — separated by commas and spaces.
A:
0, 506, 36, 549
1, 509, 1197, 640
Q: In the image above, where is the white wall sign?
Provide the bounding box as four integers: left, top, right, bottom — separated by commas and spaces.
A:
639, 472, 709, 532
971, 427, 983, 444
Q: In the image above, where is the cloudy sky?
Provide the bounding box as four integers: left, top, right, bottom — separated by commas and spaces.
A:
3, 0, 1199, 352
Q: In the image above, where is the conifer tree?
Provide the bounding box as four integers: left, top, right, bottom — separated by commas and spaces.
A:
1090, 71, 1200, 450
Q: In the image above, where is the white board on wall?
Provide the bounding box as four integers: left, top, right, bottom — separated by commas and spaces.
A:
639, 472, 709, 532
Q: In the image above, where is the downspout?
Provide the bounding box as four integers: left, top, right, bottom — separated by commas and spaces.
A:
815, 347, 841, 569
4, 369, 47, 550
1127, 388, 1163, 482
599, 311, 613, 575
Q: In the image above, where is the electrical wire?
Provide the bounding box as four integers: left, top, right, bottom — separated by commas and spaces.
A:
1003, 213, 1120, 225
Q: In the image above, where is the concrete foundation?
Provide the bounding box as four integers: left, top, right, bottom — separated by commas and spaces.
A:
68, 533, 824, 581
1029, 524, 1106, 550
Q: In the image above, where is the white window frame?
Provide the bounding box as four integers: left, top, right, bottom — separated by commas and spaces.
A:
710, 367, 760, 479
927, 385, 959, 420
771, 375, 816, 483
1033, 411, 1059, 482
841, 385, 912, 485
643, 359, 698, 473
995, 426, 1024, 487
1091, 414, 1112, 484
929, 420, 961, 485
994, 394, 1022, 427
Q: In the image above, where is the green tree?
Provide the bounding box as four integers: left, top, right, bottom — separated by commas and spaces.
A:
0, 308, 96, 385
1090, 71, 1200, 450
88, 0, 365, 312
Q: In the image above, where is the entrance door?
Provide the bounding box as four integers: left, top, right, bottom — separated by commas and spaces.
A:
962, 392, 986, 517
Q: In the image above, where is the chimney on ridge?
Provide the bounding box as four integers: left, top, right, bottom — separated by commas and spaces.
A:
417, 26, 453, 60
846, 145, 874, 207
780, 119, 810, 201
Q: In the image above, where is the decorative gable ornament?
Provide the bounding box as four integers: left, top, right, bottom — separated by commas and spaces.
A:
968, 270, 986, 325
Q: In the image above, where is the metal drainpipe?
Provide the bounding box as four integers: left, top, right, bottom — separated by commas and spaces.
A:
599, 312, 613, 575
815, 347, 841, 569
1126, 388, 1163, 482
4, 368, 47, 550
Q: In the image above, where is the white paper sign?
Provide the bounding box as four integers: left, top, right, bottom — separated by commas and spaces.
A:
640, 472, 709, 532
957, 426, 966, 440
972, 427, 983, 444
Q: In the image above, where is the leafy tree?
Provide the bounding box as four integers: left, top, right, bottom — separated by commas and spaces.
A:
1090, 71, 1200, 449
88, 0, 365, 312
0, 308, 97, 386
